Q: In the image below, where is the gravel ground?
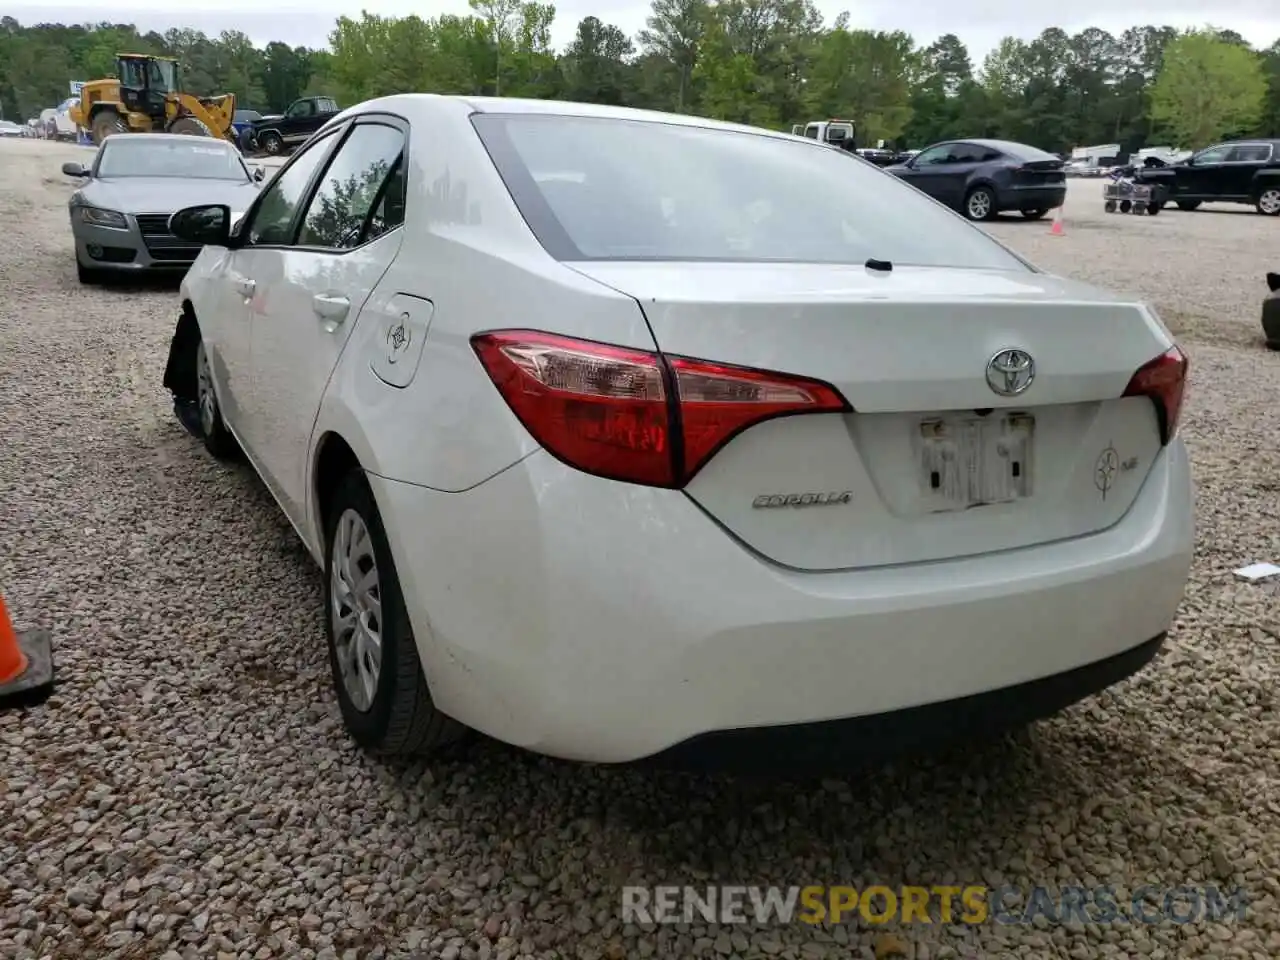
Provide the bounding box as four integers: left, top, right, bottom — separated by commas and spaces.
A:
1, 137, 1279, 960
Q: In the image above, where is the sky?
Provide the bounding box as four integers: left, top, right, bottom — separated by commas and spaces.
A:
7, 0, 1280, 68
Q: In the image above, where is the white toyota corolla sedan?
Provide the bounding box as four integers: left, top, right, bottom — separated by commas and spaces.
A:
164, 94, 1194, 769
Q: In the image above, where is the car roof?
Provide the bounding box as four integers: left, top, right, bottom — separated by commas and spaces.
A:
333, 94, 800, 144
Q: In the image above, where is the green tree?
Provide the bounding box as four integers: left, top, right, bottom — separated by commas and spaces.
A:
1150, 28, 1267, 147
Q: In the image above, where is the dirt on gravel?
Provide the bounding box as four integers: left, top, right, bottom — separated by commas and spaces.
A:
1, 137, 1278, 960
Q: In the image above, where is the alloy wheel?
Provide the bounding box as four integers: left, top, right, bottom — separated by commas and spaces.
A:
967, 190, 992, 220
1259, 189, 1280, 215
330, 508, 383, 713
195, 342, 217, 437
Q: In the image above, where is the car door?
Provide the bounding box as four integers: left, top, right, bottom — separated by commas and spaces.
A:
895, 143, 955, 202
1180, 143, 1233, 198
281, 99, 316, 145
244, 116, 409, 528
942, 142, 991, 205
215, 127, 345, 449
1223, 143, 1272, 198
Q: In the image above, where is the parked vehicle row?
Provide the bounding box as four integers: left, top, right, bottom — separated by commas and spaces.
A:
63, 94, 1195, 773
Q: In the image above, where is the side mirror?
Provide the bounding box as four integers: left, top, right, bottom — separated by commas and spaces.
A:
61, 162, 87, 177
253, 167, 265, 182
169, 204, 232, 247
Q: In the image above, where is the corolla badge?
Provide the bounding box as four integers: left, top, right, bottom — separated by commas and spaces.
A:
752, 491, 853, 509
985, 348, 1035, 397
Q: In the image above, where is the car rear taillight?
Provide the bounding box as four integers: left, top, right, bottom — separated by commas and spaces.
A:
471, 330, 849, 487
1122, 346, 1188, 445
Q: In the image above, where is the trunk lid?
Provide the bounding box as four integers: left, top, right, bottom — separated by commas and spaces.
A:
1015, 159, 1066, 185
569, 261, 1174, 571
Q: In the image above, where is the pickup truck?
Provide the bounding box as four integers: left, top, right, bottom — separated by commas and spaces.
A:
244, 96, 341, 156
1134, 139, 1280, 215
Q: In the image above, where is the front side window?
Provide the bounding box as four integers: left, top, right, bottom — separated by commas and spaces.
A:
296, 123, 406, 249
912, 144, 953, 166
1194, 144, 1232, 164
245, 131, 337, 245
474, 115, 1027, 271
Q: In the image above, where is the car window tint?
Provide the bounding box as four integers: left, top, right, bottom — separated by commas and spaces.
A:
1195, 145, 1231, 163
913, 144, 951, 165
296, 123, 406, 250
246, 132, 336, 245
1230, 144, 1271, 162
364, 156, 407, 240
949, 144, 984, 163
474, 115, 1028, 271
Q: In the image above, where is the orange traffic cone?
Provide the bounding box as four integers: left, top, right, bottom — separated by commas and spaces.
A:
1050, 205, 1064, 236
0, 594, 54, 708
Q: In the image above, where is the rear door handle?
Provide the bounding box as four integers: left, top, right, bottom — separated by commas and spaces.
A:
312, 294, 350, 326
234, 278, 255, 297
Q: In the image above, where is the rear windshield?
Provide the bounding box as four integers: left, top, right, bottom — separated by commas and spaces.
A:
473, 114, 1028, 270
989, 141, 1060, 164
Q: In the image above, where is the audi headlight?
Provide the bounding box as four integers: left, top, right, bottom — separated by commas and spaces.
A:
80, 207, 128, 229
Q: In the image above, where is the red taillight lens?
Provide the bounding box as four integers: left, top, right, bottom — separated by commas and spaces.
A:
471, 330, 849, 487
1122, 346, 1188, 445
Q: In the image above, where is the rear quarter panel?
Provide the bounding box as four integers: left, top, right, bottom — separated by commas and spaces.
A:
313, 102, 656, 495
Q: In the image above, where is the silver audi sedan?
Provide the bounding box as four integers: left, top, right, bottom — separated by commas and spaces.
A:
63, 133, 265, 284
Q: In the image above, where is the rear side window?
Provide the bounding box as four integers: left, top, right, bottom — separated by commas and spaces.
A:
296, 122, 405, 250
1230, 144, 1271, 162
474, 114, 1028, 271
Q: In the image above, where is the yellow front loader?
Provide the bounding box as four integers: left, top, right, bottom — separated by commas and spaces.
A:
69, 54, 236, 145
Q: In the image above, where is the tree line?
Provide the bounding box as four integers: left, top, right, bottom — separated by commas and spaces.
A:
2, 8, 1278, 154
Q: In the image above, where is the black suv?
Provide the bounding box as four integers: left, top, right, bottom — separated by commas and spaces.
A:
1135, 140, 1280, 215
246, 96, 341, 156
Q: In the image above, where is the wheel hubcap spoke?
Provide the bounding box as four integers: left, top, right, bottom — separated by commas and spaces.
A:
330, 508, 382, 713
196, 344, 216, 435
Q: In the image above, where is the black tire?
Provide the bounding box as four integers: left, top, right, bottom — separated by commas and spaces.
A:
1019, 208, 1048, 220
90, 109, 127, 144
1119, 199, 1132, 213
168, 116, 213, 137
1146, 202, 1161, 216
193, 338, 239, 459
76, 258, 106, 285
323, 469, 466, 757
1104, 200, 1117, 213
963, 186, 997, 221
1176, 201, 1201, 212
259, 131, 284, 156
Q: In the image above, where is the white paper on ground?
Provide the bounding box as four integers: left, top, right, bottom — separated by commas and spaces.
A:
1233, 563, 1280, 581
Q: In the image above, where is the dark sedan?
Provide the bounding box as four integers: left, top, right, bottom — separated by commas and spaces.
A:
885, 139, 1067, 221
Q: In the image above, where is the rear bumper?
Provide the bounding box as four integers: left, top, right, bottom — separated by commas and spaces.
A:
650, 632, 1166, 773
1000, 184, 1067, 211
371, 438, 1194, 766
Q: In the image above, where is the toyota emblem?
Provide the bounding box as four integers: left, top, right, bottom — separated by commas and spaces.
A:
986, 348, 1035, 397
